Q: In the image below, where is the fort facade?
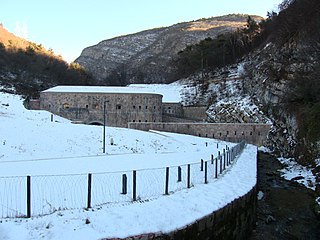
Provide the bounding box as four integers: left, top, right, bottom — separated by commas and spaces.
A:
39, 86, 163, 128
37, 86, 271, 145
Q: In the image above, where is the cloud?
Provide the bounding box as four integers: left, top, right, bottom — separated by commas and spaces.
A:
14, 21, 28, 39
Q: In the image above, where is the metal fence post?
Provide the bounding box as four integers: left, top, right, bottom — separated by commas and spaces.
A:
87, 173, 92, 209
231, 149, 234, 162
27, 176, 31, 218
215, 157, 218, 178
226, 149, 229, 166
133, 170, 137, 201
165, 167, 169, 195
187, 164, 191, 188
223, 149, 226, 170
122, 174, 127, 195
177, 166, 182, 182
200, 159, 204, 171
204, 161, 208, 184
219, 151, 222, 174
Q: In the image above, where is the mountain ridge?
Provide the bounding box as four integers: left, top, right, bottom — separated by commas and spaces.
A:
75, 14, 263, 85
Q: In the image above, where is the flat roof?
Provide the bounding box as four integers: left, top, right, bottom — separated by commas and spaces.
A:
42, 85, 182, 103
42, 86, 162, 94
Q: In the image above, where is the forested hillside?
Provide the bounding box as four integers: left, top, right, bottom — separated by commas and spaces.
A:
0, 25, 93, 99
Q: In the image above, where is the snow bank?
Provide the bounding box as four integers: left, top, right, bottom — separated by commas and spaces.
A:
0, 144, 257, 240
278, 157, 317, 190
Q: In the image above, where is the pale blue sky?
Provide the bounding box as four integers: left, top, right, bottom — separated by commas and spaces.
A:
1, 0, 282, 62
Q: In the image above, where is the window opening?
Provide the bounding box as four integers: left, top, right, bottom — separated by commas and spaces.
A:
63, 103, 70, 109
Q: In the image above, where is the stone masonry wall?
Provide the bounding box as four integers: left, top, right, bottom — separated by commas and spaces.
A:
183, 106, 208, 121
27, 99, 40, 110
40, 92, 163, 127
128, 122, 271, 146
107, 186, 257, 240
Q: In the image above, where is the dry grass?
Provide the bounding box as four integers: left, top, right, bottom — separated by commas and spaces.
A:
186, 20, 246, 32
0, 24, 29, 49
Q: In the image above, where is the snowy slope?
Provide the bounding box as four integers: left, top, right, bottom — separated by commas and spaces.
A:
0, 91, 256, 239
0, 92, 202, 163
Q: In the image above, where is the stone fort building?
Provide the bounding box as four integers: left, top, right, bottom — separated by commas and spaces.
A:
39, 86, 166, 127
34, 85, 270, 145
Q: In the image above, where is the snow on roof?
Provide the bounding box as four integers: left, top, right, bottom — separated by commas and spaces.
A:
42, 84, 183, 103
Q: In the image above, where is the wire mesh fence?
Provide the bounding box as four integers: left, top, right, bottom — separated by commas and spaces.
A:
0, 141, 246, 218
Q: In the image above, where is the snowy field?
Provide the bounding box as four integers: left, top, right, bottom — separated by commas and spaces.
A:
0, 92, 256, 239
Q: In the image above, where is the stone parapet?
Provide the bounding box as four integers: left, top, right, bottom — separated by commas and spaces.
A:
104, 186, 257, 240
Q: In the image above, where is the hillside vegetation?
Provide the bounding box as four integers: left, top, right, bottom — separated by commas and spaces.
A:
169, 0, 320, 164
173, 16, 261, 79
0, 25, 93, 98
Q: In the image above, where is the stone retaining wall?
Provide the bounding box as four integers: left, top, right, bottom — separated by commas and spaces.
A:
108, 186, 257, 240
128, 122, 271, 146
183, 105, 207, 121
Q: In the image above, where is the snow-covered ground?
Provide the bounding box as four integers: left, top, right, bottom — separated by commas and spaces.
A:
0, 92, 257, 239
277, 157, 317, 191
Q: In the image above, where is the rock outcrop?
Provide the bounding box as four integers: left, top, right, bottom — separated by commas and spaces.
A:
241, 41, 320, 161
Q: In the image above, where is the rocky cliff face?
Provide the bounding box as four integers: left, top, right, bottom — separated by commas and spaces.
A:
241, 41, 320, 161
174, 64, 272, 131
75, 15, 262, 85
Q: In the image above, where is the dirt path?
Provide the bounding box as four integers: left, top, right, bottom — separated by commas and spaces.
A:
250, 151, 320, 240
